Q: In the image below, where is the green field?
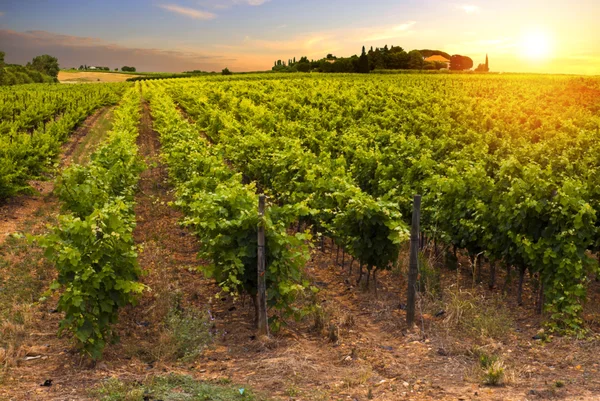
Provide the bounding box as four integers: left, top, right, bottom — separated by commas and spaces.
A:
2, 73, 600, 400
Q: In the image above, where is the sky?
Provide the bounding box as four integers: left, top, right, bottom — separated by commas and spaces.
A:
0, 0, 598, 74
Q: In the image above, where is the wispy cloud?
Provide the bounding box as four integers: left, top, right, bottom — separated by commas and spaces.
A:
217, 21, 419, 60
457, 4, 480, 13
0, 12, 5, 17
159, 4, 216, 20
198, 0, 271, 10
361, 21, 416, 42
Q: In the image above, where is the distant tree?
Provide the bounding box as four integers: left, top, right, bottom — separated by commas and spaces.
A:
407, 50, 424, 70
296, 62, 311, 72
326, 53, 336, 59
27, 54, 59, 77
222, 67, 232, 75
358, 46, 370, 73
368, 48, 385, 70
121, 66, 137, 72
475, 55, 490, 72
0, 51, 5, 84
114, 68, 118, 71
293, 57, 296, 64
450, 54, 473, 70
387, 49, 410, 69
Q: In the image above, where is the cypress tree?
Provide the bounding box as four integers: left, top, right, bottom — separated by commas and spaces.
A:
358, 46, 370, 73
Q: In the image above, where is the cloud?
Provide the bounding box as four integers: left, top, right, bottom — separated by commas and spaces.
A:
0, 29, 228, 72
214, 21, 419, 65
457, 4, 480, 13
159, 4, 216, 20
0, 12, 4, 17
198, 0, 271, 9
360, 21, 417, 42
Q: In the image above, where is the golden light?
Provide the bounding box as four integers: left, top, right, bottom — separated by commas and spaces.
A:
520, 30, 554, 60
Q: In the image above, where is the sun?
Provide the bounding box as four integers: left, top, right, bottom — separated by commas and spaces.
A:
520, 31, 553, 60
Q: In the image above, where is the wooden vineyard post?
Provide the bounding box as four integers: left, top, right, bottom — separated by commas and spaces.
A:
406, 194, 421, 327
257, 194, 269, 336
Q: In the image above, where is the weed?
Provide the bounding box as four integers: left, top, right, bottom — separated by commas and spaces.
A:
418, 253, 441, 298
163, 306, 213, 361
478, 352, 499, 369
482, 360, 505, 386
555, 380, 565, 388
443, 290, 513, 340
286, 383, 300, 397
312, 304, 327, 332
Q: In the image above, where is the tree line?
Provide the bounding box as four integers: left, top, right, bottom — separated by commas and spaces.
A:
0, 51, 59, 85
272, 45, 482, 74
77, 65, 137, 72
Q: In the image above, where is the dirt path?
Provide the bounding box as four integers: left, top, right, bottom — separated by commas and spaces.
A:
0, 106, 117, 400
62, 106, 114, 167
0, 106, 114, 246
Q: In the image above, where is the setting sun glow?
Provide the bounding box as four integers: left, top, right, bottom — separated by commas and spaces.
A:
520, 31, 554, 60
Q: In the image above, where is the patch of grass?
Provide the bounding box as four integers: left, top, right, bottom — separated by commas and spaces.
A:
0, 209, 57, 369
418, 252, 441, 298
71, 109, 114, 165
443, 290, 513, 340
342, 366, 372, 389
91, 374, 264, 400
161, 301, 213, 361
482, 360, 505, 386
478, 351, 499, 369
469, 348, 508, 386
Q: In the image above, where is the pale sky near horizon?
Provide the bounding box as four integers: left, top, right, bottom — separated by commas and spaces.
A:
0, 0, 598, 74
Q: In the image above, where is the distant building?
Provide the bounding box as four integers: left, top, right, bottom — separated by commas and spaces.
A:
424, 55, 450, 68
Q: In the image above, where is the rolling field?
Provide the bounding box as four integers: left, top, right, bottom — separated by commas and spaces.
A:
58, 70, 139, 83
2, 73, 600, 400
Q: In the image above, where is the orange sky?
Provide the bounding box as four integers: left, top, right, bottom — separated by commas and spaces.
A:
1, 0, 598, 74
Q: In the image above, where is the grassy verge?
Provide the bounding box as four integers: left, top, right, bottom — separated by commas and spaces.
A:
0, 209, 56, 370
91, 374, 266, 401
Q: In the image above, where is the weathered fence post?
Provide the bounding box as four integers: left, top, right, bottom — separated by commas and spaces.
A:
406, 194, 421, 327
257, 195, 269, 336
